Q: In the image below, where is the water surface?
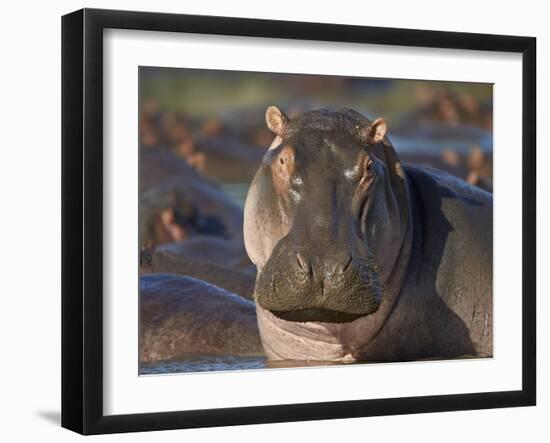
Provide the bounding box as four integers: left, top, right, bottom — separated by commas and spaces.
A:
140, 355, 267, 374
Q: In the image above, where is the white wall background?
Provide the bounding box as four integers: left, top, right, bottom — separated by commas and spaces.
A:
0, 0, 546, 441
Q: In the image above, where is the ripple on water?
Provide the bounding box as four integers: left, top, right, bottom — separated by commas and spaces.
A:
139, 355, 267, 374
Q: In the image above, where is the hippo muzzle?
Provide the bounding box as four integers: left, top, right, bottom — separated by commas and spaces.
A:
255, 230, 383, 323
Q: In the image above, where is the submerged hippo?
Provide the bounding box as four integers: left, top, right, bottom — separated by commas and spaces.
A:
243, 106, 492, 362
140, 274, 262, 363
140, 148, 245, 246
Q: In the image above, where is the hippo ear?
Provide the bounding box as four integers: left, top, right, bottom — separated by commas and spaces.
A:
362, 117, 407, 183
364, 118, 388, 144
265, 106, 290, 137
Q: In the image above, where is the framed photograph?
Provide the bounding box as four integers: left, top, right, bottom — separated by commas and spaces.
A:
61, 8, 536, 435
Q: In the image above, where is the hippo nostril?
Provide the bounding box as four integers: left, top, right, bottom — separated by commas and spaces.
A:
342, 254, 353, 273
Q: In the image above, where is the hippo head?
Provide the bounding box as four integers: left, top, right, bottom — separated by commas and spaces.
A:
244, 107, 412, 361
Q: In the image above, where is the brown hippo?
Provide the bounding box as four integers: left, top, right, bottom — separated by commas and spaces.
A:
243, 106, 492, 362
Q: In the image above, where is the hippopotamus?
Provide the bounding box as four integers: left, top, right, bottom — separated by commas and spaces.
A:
243, 106, 492, 362
148, 236, 256, 300
140, 148, 245, 246
140, 274, 262, 364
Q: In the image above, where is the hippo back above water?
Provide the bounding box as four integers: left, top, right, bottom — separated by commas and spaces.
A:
243, 106, 492, 362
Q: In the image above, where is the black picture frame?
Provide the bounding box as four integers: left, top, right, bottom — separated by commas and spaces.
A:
61, 8, 536, 435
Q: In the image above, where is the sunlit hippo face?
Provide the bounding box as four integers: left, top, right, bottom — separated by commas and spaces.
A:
244, 107, 408, 324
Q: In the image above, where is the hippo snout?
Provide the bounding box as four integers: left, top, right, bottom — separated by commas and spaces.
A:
254, 238, 383, 323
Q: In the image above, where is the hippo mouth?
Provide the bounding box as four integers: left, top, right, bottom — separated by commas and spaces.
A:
269, 308, 366, 323
254, 241, 384, 324
254, 267, 383, 324
255, 304, 376, 362
254, 270, 383, 324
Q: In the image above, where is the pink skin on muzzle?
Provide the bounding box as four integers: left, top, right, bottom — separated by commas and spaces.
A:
256, 303, 356, 362
256, 303, 389, 362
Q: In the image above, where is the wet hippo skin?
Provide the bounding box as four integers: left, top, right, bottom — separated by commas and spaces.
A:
140, 274, 263, 363
149, 249, 256, 300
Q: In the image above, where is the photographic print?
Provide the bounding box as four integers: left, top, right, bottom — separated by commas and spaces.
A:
138, 67, 493, 375
61, 10, 536, 433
